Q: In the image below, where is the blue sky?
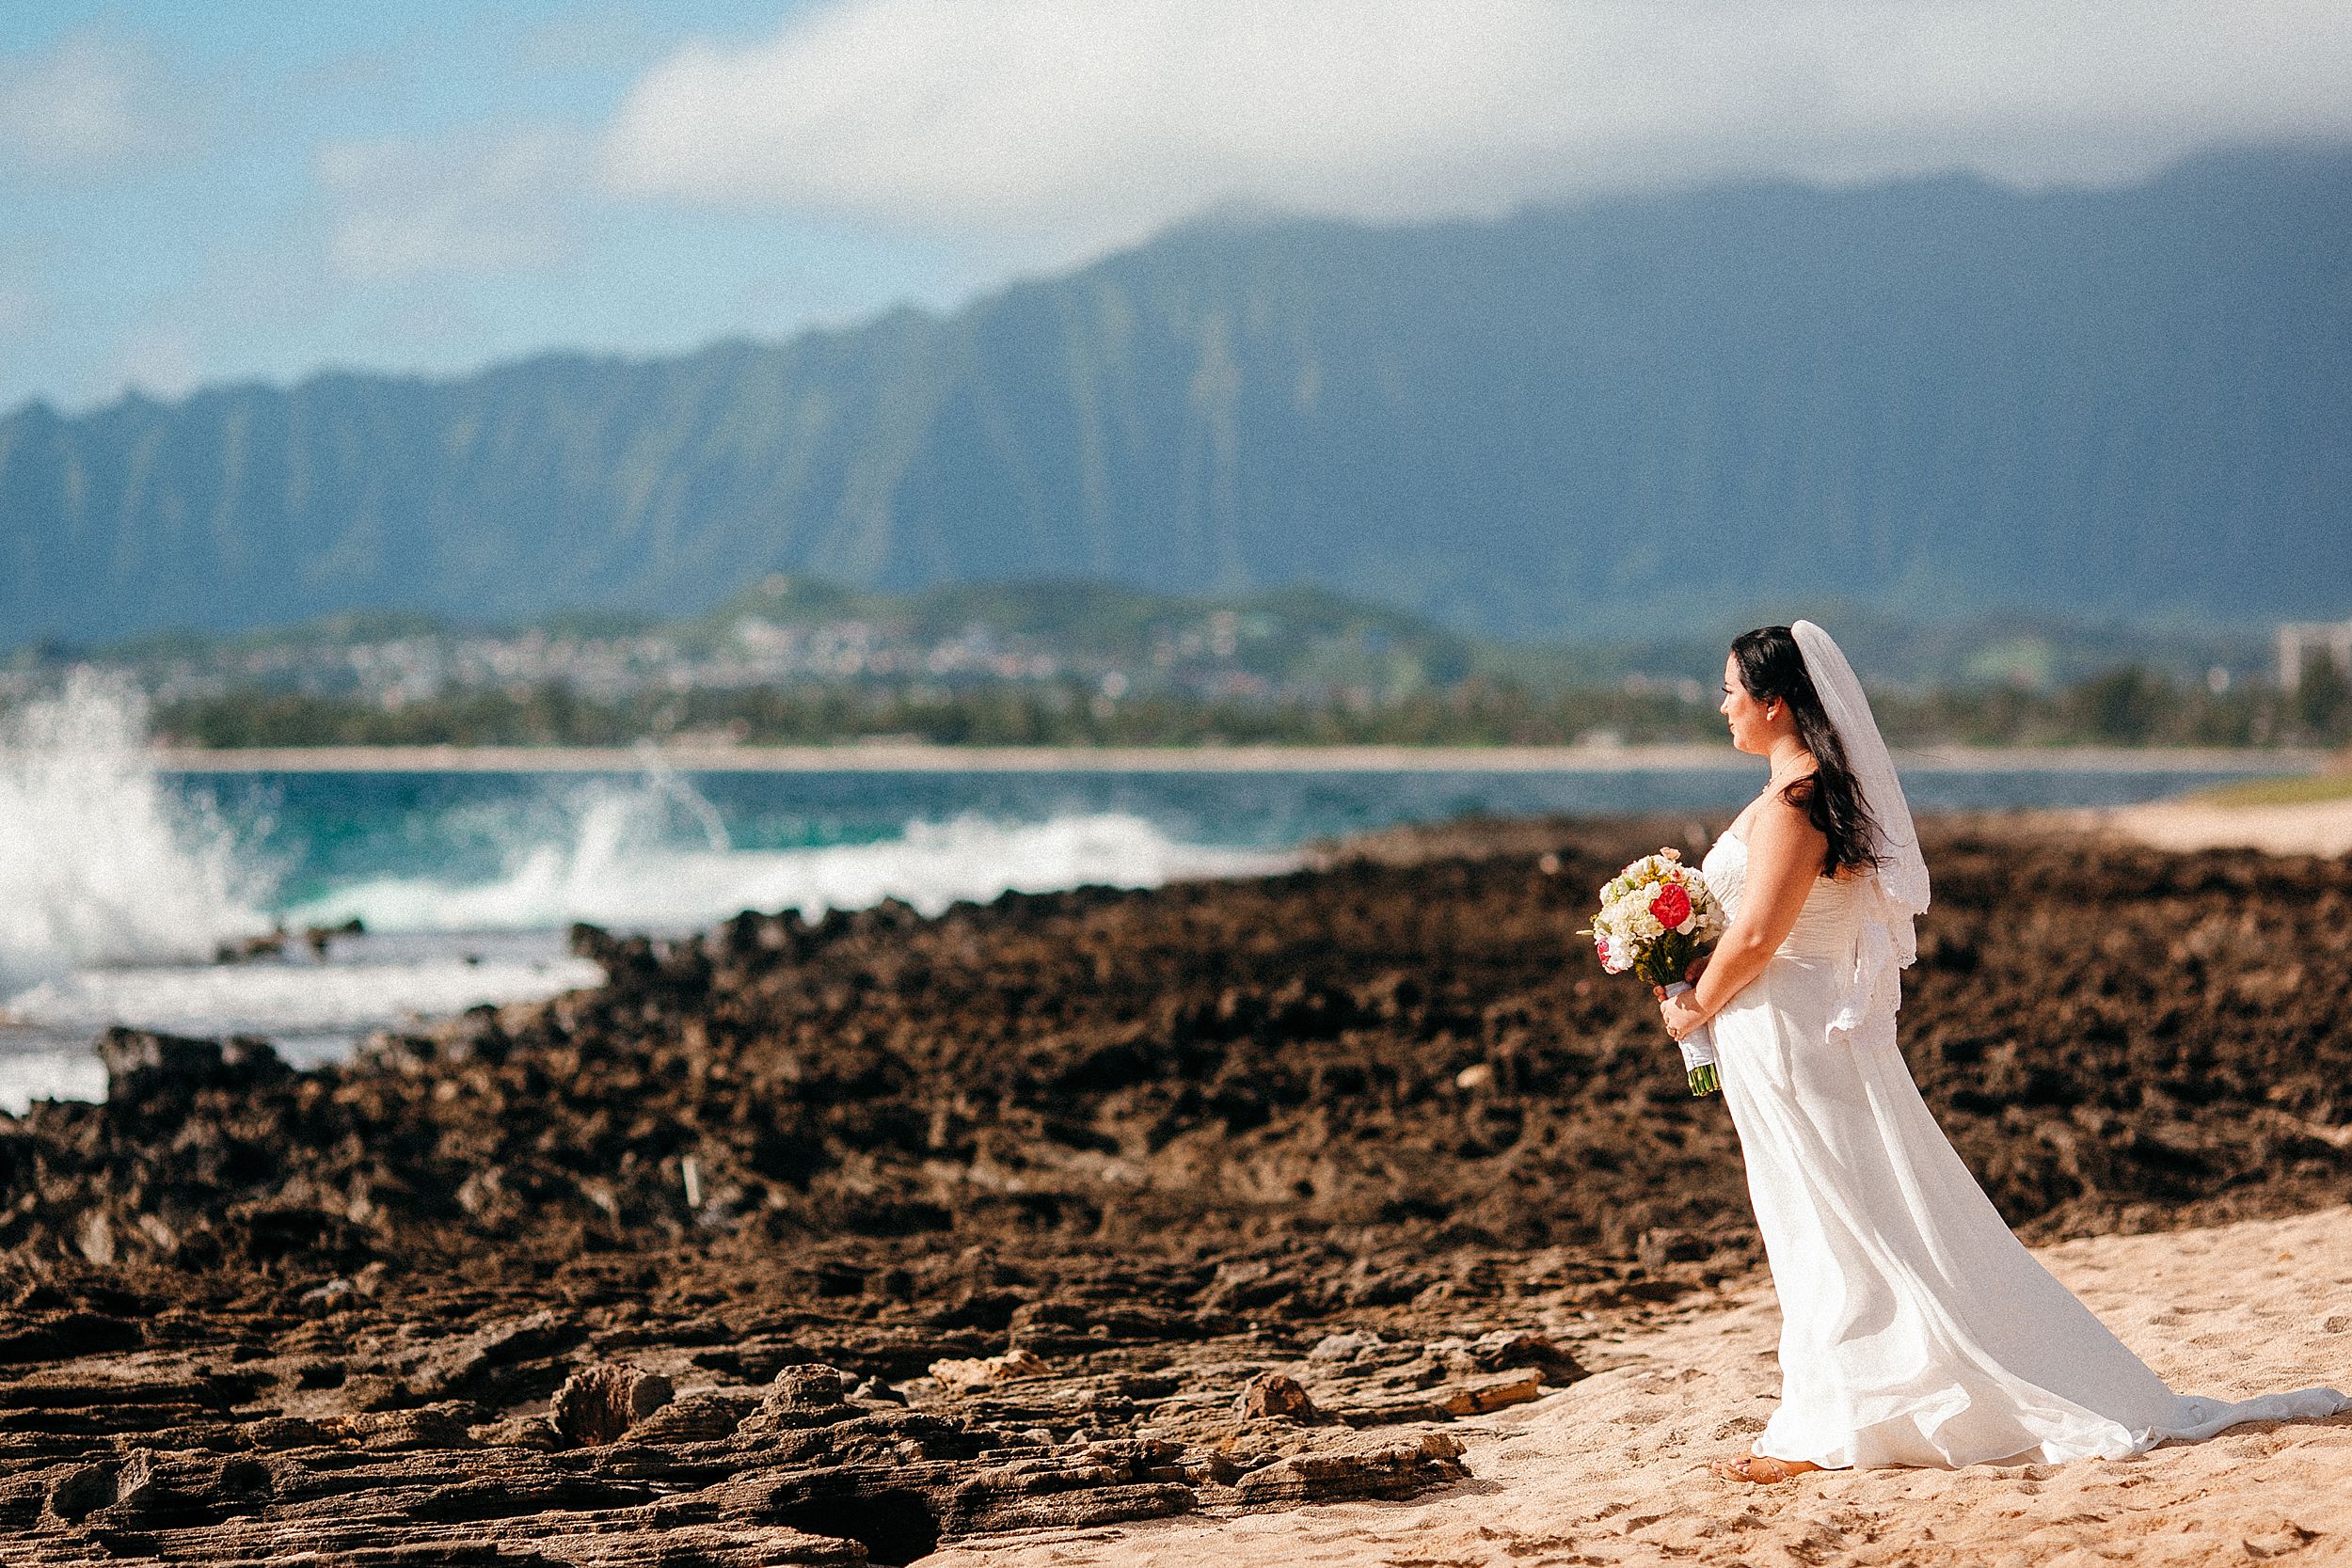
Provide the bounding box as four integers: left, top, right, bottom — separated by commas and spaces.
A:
7, 1, 2351, 414
1, 2, 980, 411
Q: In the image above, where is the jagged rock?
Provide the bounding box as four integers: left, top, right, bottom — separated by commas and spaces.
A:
42, 1461, 117, 1523
78, 1448, 277, 1531
217, 1199, 371, 1269
734, 1364, 867, 1437
296, 1276, 360, 1315
552, 1364, 675, 1446
73, 1212, 116, 1265
936, 1441, 1199, 1537
405, 1308, 582, 1401
342, 1403, 479, 1451
928, 1348, 1048, 1394
770, 1364, 849, 1408
472, 1413, 564, 1449
1464, 1328, 1586, 1382
338, 1371, 407, 1412
1438, 1370, 1543, 1416
243, 1416, 340, 1449
702, 1437, 1196, 1556
1329, 1393, 1452, 1428
691, 1333, 822, 1381
1307, 1330, 1384, 1365
0, 824, 2344, 1558
97, 1027, 287, 1106
0, 1310, 144, 1363
519, 1523, 871, 1565
1233, 1430, 1470, 1504
1637, 1227, 1718, 1271
1232, 1371, 1320, 1421
627, 1389, 758, 1444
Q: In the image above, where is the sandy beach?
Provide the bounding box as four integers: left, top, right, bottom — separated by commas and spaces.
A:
2, 813, 2347, 1562
2102, 797, 2352, 858
925, 1203, 2352, 1568
915, 800, 2352, 1568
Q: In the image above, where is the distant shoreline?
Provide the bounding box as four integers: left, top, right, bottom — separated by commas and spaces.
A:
149, 742, 2329, 775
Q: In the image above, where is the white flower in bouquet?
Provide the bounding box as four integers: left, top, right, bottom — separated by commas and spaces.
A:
1578, 847, 1725, 1096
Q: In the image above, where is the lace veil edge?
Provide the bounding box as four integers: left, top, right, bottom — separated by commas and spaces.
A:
1792, 620, 1931, 978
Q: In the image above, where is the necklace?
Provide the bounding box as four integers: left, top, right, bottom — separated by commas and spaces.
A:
1767, 754, 1812, 790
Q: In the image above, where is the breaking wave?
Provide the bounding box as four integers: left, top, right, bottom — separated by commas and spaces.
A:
279, 803, 1294, 934
0, 673, 270, 993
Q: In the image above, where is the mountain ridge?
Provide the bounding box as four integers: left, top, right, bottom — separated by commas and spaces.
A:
4, 145, 2348, 642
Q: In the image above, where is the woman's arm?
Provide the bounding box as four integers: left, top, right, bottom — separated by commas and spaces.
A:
1661, 795, 1827, 1037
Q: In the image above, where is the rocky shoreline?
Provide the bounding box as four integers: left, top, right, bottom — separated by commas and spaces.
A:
2, 816, 2349, 1563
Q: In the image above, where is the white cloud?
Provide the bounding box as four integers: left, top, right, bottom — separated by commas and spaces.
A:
317, 126, 583, 284
0, 27, 184, 178
602, 0, 2352, 258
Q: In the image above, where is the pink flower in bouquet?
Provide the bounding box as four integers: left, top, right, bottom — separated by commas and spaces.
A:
1581, 850, 1724, 1096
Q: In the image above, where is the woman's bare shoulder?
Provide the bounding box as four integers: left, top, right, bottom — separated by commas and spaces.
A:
1745, 781, 1827, 854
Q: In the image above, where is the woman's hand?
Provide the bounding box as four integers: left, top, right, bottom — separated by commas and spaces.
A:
1660, 990, 1708, 1041
1649, 955, 1710, 1001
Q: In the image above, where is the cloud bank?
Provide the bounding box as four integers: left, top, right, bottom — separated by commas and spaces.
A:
0, 28, 188, 180
603, 0, 2352, 257
317, 128, 583, 285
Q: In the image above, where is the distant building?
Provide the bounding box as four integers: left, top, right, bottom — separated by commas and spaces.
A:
2278, 618, 2352, 689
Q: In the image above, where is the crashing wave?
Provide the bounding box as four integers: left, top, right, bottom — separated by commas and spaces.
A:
0, 672, 270, 994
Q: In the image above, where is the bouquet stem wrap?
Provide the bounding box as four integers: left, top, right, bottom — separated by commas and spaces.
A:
1663, 981, 1720, 1097
1582, 847, 1724, 1098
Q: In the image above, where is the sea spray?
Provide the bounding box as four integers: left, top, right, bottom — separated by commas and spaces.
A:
281, 802, 1294, 934
630, 739, 730, 853
0, 672, 269, 994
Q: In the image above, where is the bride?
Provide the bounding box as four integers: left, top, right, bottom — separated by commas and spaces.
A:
1656, 621, 2350, 1484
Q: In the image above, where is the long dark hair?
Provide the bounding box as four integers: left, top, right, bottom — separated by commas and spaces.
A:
1731, 626, 1883, 878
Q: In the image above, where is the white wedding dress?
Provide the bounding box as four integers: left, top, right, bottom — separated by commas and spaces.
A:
1700, 826, 2350, 1469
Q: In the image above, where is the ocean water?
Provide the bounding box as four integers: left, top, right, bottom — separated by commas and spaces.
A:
0, 677, 2284, 1112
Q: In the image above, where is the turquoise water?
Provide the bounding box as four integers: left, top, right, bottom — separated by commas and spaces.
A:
173, 764, 2250, 928
0, 756, 2279, 1109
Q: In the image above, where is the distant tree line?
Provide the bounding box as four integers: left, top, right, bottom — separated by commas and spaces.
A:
150, 662, 2352, 751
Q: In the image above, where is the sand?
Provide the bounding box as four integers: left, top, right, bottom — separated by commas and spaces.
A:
2101, 798, 2352, 858
922, 1204, 2352, 1568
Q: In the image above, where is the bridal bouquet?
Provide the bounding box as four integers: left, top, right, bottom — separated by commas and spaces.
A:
1582, 848, 1724, 1096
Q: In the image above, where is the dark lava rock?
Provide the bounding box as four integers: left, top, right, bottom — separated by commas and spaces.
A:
42, 1461, 117, 1524
550, 1363, 675, 1446
96, 1027, 288, 1108
405, 1309, 581, 1402
0, 1309, 145, 1363
1233, 1370, 1321, 1422
1, 818, 2348, 1559
1234, 1431, 1470, 1503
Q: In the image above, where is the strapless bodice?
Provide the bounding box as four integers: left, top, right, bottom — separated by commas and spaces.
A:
1700, 832, 1867, 961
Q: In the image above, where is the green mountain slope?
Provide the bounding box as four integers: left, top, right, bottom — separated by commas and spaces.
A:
4, 148, 2347, 641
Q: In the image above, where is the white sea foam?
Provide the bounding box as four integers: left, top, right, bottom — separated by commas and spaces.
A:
281, 806, 1295, 934
0, 931, 603, 1114
6, 939, 603, 1041
0, 711, 1295, 1112
0, 672, 271, 993
0, 1049, 105, 1115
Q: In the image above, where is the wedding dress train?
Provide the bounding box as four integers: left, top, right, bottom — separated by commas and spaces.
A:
1699, 828, 2350, 1469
